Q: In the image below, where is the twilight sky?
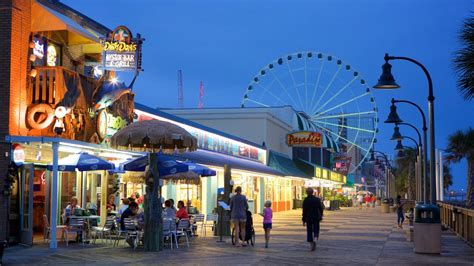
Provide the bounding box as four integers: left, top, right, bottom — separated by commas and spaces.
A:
64, 0, 472, 192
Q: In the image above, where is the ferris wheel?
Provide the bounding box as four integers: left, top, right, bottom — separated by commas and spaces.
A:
241, 51, 378, 174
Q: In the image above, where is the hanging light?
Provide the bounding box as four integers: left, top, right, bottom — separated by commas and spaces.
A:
29, 54, 36, 62
391, 125, 403, 140
373, 56, 400, 89
394, 140, 404, 151
384, 103, 403, 124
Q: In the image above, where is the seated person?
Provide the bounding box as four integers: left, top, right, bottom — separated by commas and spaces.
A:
176, 200, 189, 220
118, 198, 130, 216
163, 200, 176, 219
62, 197, 81, 224
106, 194, 117, 215
120, 201, 140, 231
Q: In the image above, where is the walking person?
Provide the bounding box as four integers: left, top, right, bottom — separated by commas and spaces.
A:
302, 187, 324, 251
262, 200, 273, 248
230, 186, 249, 247
357, 194, 363, 209
396, 195, 406, 228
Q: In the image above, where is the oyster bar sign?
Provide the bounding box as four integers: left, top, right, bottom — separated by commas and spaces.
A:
286, 131, 322, 147
102, 26, 143, 71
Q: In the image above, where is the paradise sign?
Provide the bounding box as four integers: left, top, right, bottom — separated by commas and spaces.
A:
286, 131, 322, 147
102, 26, 142, 71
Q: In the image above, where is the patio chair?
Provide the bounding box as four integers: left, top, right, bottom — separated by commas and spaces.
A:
191, 214, 205, 236
203, 214, 218, 236
175, 219, 190, 248
91, 217, 115, 244
162, 218, 177, 249
42, 214, 68, 245
66, 218, 86, 246
123, 218, 140, 249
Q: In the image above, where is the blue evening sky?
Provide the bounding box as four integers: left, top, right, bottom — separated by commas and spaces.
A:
63, 0, 472, 192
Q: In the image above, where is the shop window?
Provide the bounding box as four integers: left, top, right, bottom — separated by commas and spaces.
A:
59, 172, 77, 219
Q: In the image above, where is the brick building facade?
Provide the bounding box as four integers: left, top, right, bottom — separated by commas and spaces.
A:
0, 0, 31, 243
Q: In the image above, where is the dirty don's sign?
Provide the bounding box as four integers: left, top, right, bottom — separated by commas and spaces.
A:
286, 131, 322, 147
102, 26, 143, 71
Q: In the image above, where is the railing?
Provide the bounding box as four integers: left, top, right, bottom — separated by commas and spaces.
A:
29, 66, 97, 105
438, 201, 474, 246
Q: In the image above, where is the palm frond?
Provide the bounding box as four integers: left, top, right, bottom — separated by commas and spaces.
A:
453, 16, 474, 101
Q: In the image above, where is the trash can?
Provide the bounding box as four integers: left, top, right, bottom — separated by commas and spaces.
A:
413, 204, 441, 254
381, 199, 389, 213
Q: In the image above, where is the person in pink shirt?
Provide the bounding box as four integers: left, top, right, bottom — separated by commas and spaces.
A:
262, 200, 273, 248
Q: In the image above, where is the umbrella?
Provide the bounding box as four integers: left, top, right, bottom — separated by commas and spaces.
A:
47, 152, 114, 172
122, 154, 189, 176
110, 119, 197, 252
163, 162, 216, 211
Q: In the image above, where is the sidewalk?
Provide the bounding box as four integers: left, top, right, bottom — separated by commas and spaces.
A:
3, 207, 473, 265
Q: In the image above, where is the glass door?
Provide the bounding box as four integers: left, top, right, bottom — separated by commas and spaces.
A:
20, 164, 34, 246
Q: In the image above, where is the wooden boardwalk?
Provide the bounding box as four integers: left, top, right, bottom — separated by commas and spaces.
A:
3, 207, 473, 265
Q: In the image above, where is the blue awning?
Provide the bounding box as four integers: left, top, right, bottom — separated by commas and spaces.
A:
168, 149, 284, 177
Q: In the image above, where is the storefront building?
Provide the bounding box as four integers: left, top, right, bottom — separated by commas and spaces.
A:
0, 0, 144, 247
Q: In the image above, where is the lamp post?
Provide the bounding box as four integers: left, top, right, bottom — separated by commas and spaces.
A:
374, 53, 436, 204
393, 122, 425, 202
385, 98, 428, 202
370, 150, 391, 200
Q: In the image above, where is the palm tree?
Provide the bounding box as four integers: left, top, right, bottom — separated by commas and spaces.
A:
443, 164, 453, 192
395, 147, 417, 200
445, 128, 474, 209
453, 16, 474, 100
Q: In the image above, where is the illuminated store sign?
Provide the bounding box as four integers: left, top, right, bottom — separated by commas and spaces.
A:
135, 109, 267, 164
286, 131, 322, 147
102, 26, 142, 72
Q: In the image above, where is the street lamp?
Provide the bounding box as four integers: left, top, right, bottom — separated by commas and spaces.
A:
374, 53, 436, 204
391, 125, 402, 141
370, 150, 392, 200
386, 98, 428, 202
394, 140, 404, 151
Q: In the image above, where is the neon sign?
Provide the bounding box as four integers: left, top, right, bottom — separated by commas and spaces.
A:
102, 26, 142, 72
286, 131, 322, 147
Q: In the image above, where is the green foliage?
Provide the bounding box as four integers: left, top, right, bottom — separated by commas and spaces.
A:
453, 16, 474, 101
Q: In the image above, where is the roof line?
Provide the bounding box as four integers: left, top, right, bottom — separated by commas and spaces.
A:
37, 0, 111, 35
135, 103, 267, 150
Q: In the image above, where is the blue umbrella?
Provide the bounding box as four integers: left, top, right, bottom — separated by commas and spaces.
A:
184, 161, 216, 177
122, 154, 189, 176
47, 152, 114, 172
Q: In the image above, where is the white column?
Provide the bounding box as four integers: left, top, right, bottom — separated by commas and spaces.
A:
50, 142, 59, 249
439, 150, 444, 201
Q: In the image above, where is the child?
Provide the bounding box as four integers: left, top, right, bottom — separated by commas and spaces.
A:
262, 200, 273, 248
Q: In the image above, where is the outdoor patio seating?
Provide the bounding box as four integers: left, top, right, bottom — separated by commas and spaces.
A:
163, 218, 177, 249
203, 214, 218, 236
42, 214, 68, 246
175, 219, 190, 248
191, 214, 205, 236
66, 218, 87, 246
91, 217, 115, 244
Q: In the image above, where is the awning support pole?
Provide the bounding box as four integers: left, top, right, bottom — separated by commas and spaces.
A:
50, 141, 59, 249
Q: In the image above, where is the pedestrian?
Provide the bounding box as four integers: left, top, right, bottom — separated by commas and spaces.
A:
371, 194, 377, 208
302, 187, 324, 251
229, 186, 249, 247
364, 194, 371, 208
357, 194, 363, 209
262, 200, 273, 248
396, 195, 405, 228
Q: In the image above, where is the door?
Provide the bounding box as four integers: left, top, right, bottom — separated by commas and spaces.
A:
20, 164, 34, 246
